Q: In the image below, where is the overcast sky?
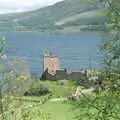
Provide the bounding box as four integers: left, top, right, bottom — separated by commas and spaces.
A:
0, 0, 63, 14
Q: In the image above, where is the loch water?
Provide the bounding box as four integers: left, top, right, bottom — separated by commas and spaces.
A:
1, 31, 103, 76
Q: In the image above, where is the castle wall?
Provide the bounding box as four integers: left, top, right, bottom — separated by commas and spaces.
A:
41, 69, 88, 85
55, 70, 68, 80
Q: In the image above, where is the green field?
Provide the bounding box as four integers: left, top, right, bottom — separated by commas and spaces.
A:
22, 81, 77, 120
24, 101, 76, 120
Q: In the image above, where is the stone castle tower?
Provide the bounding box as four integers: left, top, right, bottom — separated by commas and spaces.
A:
43, 52, 60, 74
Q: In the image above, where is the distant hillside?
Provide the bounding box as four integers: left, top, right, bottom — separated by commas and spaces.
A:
0, 0, 105, 32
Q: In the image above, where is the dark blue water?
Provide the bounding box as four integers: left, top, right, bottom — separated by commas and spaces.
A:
1, 32, 103, 76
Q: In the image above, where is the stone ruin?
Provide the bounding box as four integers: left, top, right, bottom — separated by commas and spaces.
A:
40, 52, 89, 86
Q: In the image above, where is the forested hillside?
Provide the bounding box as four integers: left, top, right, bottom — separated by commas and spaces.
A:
0, 0, 105, 32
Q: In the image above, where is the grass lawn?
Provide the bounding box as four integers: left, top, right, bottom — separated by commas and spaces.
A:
40, 80, 76, 98
29, 101, 76, 120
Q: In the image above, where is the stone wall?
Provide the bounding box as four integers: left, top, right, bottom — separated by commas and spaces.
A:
40, 69, 88, 85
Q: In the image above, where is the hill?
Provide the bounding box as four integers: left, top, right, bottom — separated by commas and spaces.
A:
0, 0, 105, 32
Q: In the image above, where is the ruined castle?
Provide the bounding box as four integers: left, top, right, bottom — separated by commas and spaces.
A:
40, 52, 88, 85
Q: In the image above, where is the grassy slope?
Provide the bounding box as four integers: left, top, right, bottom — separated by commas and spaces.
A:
28, 80, 76, 120
18, 101, 76, 120
55, 9, 105, 26
38, 101, 76, 120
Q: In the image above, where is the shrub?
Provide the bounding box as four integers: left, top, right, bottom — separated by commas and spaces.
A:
55, 80, 68, 86
24, 82, 51, 96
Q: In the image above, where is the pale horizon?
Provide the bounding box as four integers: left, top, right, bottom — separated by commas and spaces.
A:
0, 0, 64, 14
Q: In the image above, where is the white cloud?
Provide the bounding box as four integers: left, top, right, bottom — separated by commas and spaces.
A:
0, 0, 63, 14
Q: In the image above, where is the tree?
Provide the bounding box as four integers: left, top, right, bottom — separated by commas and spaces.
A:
0, 36, 31, 120
0, 36, 8, 120
100, 0, 120, 91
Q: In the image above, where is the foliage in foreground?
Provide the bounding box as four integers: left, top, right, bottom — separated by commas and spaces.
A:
70, 92, 120, 120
